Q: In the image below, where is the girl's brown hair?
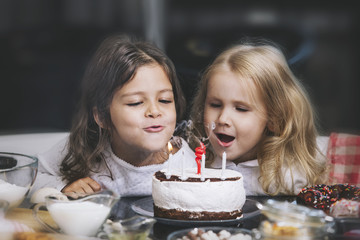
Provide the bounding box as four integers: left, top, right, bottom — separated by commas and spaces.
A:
60, 35, 185, 183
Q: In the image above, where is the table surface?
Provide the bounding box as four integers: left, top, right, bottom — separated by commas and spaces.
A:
5, 196, 285, 239
5, 207, 89, 239
4, 195, 353, 240
6, 208, 53, 232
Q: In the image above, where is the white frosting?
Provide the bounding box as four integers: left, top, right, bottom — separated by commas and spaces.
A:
152, 168, 246, 212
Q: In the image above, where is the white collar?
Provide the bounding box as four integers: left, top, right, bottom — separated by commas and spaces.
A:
237, 159, 259, 167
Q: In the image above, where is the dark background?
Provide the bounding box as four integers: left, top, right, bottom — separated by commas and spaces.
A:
0, 0, 359, 135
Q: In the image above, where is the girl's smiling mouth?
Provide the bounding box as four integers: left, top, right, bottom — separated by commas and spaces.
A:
216, 133, 235, 147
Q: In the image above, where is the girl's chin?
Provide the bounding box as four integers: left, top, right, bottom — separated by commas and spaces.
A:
143, 144, 167, 153
142, 136, 170, 146
213, 148, 240, 162
148, 139, 173, 152
213, 147, 230, 158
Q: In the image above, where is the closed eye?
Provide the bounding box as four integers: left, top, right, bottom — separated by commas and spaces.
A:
236, 107, 248, 112
127, 102, 143, 106
210, 103, 221, 108
159, 99, 173, 104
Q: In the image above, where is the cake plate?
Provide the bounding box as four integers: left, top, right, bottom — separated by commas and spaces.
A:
131, 197, 261, 227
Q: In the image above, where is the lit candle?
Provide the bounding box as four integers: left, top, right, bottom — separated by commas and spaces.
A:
221, 151, 226, 180
166, 142, 173, 179
200, 153, 205, 181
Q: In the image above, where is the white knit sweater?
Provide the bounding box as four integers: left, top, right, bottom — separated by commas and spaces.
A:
30, 136, 196, 197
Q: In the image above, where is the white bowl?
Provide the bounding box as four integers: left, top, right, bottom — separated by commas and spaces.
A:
0, 152, 38, 209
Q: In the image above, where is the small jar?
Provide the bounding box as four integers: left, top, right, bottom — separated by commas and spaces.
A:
256, 199, 335, 240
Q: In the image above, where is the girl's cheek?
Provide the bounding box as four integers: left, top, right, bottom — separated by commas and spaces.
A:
203, 109, 214, 123
169, 108, 177, 124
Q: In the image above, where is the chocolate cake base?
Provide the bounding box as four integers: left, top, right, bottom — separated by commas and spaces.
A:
153, 204, 243, 220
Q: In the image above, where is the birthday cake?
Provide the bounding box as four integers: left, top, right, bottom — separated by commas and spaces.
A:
151, 168, 246, 220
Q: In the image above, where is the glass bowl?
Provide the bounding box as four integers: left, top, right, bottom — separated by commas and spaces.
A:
257, 199, 335, 239
33, 190, 120, 237
0, 199, 9, 217
167, 227, 255, 240
0, 152, 38, 208
101, 215, 156, 240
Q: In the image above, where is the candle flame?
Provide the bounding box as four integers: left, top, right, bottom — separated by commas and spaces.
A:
167, 142, 173, 153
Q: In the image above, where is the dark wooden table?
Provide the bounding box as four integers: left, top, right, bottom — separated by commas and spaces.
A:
109, 195, 297, 240
18, 195, 357, 240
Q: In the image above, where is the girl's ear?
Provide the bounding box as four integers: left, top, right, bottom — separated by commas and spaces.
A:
267, 120, 275, 133
93, 107, 105, 128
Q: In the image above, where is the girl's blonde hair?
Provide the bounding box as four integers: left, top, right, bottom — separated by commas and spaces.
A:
191, 39, 327, 195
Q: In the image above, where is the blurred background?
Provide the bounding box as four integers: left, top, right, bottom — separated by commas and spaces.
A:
0, 0, 359, 135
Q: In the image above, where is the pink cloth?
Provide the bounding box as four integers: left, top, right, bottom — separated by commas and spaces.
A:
327, 132, 360, 186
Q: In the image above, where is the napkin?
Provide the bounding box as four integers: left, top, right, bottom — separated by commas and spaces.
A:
327, 132, 360, 185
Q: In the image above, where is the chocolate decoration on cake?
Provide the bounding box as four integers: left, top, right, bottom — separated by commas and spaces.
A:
155, 171, 240, 182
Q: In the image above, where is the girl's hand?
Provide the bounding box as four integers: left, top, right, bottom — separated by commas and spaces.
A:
62, 177, 101, 194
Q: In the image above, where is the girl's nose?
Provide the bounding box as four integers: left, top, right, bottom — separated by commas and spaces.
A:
145, 103, 161, 118
217, 108, 230, 126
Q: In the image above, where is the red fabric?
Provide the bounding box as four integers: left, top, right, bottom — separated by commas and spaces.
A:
327, 132, 360, 186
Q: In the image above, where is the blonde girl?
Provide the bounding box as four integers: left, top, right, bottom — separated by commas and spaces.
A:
190, 39, 328, 195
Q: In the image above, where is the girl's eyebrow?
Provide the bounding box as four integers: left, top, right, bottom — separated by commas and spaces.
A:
119, 91, 144, 98
120, 89, 173, 98
159, 89, 173, 94
233, 100, 250, 105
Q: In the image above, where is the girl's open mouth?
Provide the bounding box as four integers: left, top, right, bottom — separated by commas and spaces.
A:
216, 133, 235, 146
